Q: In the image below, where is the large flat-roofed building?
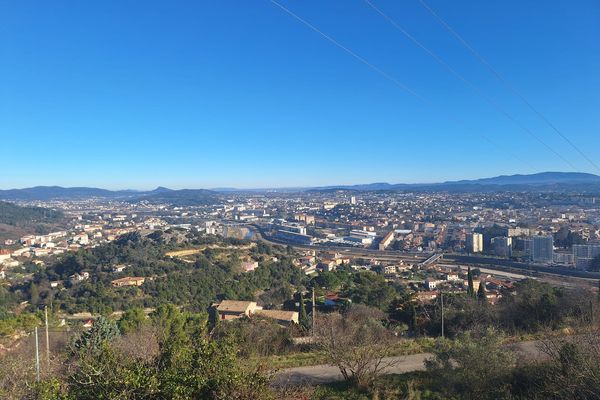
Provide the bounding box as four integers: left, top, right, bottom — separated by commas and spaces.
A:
554, 252, 574, 266
466, 233, 483, 253
572, 244, 600, 269
294, 214, 315, 225
341, 229, 376, 246
492, 236, 512, 258
274, 229, 313, 245
379, 230, 395, 250
506, 227, 530, 237
273, 221, 307, 235
531, 235, 554, 264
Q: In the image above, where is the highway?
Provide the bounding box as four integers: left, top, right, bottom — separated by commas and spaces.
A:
247, 224, 600, 286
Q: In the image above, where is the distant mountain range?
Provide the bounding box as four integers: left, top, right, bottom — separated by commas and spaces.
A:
445, 172, 600, 186
1, 172, 599, 202
315, 172, 600, 192
0, 185, 219, 205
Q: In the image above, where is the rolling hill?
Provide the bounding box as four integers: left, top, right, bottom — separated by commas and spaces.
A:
0, 186, 220, 205
0, 201, 63, 225
2, 172, 600, 199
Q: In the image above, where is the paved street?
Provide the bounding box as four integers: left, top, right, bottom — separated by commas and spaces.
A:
273, 340, 543, 386
273, 353, 430, 386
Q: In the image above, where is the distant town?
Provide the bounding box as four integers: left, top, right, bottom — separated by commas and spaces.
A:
2, 176, 600, 301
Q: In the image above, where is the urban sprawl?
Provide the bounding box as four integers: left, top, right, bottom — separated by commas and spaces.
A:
1, 191, 599, 316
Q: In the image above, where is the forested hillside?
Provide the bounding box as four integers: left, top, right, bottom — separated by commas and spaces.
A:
0, 201, 63, 226
15, 232, 306, 315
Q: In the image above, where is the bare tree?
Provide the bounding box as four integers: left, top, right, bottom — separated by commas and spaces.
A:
0, 331, 69, 399
314, 304, 397, 388
113, 324, 160, 363
537, 331, 600, 399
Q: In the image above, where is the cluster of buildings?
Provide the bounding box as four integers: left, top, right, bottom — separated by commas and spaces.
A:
225, 191, 599, 269
289, 248, 521, 306
2, 190, 599, 283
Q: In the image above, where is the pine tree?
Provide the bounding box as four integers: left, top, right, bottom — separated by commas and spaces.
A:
409, 302, 418, 336
209, 307, 220, 332
215, 309, 221, 330
30, 282, 39, 305
72, 316, 120, 353
467, 266, 475, 297
299, 292, 309, 332
477, 281, 487, 302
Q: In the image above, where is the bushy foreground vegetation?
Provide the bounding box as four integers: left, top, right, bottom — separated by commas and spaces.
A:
2, 302, 600, 399
305, 328, 600, 400
2, 233, 600, 399
0, 305, 272, 400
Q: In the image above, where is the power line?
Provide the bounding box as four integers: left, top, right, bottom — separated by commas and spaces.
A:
416, 0, 600, 173
363, 0, 579, 171
269, 0, 535, 170
270, 0, 423, 101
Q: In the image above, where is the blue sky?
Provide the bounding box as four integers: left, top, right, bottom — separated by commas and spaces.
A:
1, 0, 599, 189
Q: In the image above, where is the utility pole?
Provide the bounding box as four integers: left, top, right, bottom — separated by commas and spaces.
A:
44, 306, 50, 367
440, 291, 444, 338
34, 327, 40, 382
312, 287, 316, 336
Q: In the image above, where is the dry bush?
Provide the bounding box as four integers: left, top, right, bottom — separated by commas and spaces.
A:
315, 304, 397, 388
536, 331, 600, 399
112, 323, 160, 363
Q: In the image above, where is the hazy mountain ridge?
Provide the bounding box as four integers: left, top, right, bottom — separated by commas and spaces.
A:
445, 172, 600, 186
313, 172, 600, 192
2, 172, 599, 200
0, 186, 132, 200
0, 186, 218, 204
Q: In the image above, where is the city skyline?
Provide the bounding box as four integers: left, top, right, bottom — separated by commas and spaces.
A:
2, 0, 599, 189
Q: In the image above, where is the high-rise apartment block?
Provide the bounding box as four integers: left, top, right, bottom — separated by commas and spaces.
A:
467, 233, 484, 253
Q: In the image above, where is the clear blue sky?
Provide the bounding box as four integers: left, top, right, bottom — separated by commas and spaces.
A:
1, 0, 599, 189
